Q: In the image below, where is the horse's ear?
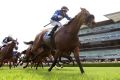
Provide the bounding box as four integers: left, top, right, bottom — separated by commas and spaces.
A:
80, 7, 85, 11
80, 7, 90, 14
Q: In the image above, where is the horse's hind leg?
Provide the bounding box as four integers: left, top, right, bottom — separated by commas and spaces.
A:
48, 51, 60, 72
73, 47, 84, 74
23, 58, 30, 68
48, 58, 58, 71
0, 60, 3, 67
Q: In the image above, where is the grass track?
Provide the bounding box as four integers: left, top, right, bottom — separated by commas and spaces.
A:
0, 67, 120, 80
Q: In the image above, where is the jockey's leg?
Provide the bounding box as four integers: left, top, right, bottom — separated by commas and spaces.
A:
48, 25, 59, 36
48, 25, 59, 49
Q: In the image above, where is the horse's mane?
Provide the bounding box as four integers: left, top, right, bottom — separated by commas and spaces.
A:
64, 8, 90, 27
63, 12, 81, 27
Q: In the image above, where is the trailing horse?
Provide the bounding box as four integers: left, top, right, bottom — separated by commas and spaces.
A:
23, 41, 74, 68
0, 39, 18, 69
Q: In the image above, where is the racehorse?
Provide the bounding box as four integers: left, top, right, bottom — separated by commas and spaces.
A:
30, 8, 95, 74
0, 39, 18, 69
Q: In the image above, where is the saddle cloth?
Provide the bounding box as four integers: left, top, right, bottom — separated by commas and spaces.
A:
43, 31, 51, 44
43, 27, 61, 46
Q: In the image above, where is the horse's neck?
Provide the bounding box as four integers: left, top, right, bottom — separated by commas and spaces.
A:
65, 16, 82, 36
7, 43, 15, 51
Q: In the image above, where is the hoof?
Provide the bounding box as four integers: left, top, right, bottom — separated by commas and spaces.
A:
23, 66, 26, 68
61, 66, 63, 68
81, 71, 85, 74
48, 68, 51, 72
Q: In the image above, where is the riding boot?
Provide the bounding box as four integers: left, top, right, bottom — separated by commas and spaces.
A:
48, 25, 59, 49
48, 25, 59, 37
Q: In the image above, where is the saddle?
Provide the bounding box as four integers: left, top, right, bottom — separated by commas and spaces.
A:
43, 25, 62, 49
43, 30, 56, 49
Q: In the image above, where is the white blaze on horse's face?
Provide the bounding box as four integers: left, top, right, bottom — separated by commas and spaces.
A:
7, 41, 12, 44
81, 24, 88, 28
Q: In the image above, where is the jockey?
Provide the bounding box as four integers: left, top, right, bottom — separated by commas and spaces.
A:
48, 6, 71, 37
2, 35, 14, 47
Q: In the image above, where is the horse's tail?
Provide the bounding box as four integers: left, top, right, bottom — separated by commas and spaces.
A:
24, 41, 33, 45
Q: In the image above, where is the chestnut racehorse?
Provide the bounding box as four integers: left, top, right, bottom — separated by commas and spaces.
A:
31, 8, 95, 74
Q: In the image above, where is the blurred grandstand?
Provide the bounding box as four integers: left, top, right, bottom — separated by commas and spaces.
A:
77, 11, 120, 62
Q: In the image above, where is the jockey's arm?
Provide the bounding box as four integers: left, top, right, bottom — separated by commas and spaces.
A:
65, 14, 71, 20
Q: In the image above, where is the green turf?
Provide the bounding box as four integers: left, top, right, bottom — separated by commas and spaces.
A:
0, 67, 120, 80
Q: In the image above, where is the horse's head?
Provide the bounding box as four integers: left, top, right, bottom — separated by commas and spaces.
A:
76, 8, 95, 28
0, 39, 19, 59
10, 39, 19, 50
15, 41, 19, 50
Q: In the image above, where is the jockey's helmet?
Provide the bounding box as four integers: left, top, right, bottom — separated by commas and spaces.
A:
61, 6, 69, 12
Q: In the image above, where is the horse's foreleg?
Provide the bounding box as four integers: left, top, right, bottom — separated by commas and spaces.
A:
55, 61, 63, 69
13, 61, 16, 68
40, 62, 44, 69
23, 61, 29, 68
16, 59, 21, 66
30, 61, 34, 68
73, 47, 84, 74
23, 57, 29, 68
12, 58, 17, 68
72, 59, 75, 66
66, 56, 75, 66
9, 61, 12, 69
